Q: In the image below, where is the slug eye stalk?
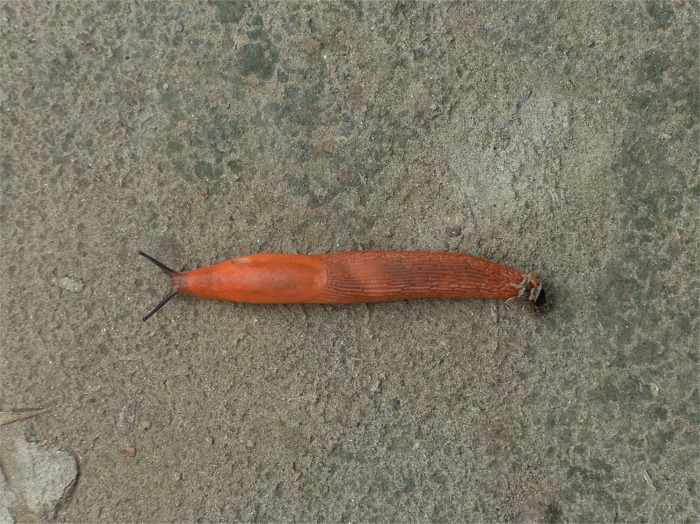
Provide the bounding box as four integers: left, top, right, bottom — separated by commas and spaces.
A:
139, 251, 179, 321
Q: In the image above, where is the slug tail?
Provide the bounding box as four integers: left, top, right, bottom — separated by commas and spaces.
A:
139, 251, 182, 321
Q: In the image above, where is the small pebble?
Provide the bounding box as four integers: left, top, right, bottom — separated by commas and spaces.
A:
9, 437, 78, 515
446, 226, 462, 238
57, 277, 84, 293
119, 446, 137, 457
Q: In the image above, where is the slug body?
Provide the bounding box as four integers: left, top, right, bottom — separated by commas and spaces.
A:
140, 250, 544, 320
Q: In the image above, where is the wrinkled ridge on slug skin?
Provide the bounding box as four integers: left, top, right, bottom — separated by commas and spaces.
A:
315, 251, 528, 303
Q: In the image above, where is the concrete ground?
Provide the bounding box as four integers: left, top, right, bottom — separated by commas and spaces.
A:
1, 1, 697, 522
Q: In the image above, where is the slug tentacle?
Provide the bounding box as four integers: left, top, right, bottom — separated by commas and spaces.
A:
139, 251, 183, 321
139, 251, 177, 277
142, 288, 178, 321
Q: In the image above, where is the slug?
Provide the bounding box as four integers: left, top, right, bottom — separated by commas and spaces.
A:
139, 250, 545, 321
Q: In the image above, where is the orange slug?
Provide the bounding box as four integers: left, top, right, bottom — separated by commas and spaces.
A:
139, 250, 545, 321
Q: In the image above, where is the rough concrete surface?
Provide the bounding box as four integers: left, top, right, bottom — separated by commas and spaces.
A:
1, 1, 697, 522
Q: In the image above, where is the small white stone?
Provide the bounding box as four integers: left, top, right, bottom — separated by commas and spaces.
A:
57, 277, 84, 293
9, 438, 78, 516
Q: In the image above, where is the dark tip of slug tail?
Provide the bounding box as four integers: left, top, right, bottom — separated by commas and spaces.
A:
528, 282, 546, 307
139, 251, 179, 321
534, 288, 546, 307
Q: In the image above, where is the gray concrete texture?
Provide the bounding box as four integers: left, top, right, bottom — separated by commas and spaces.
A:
1, 0, 697, 522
